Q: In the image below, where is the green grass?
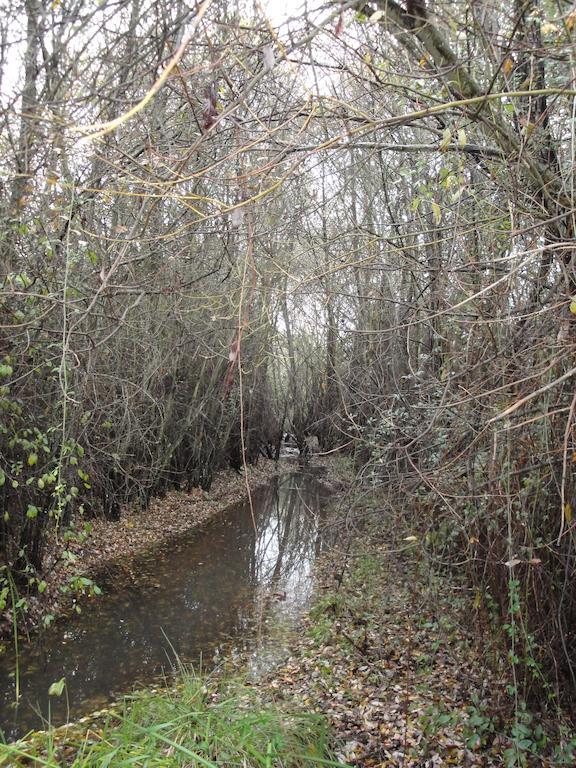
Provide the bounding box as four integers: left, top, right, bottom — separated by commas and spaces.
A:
0, 671, 345, 767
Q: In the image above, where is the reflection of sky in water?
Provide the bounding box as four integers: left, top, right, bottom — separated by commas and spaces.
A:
247, 474, 323, 677
254, 478, 319, 608
0, 471, 324, 741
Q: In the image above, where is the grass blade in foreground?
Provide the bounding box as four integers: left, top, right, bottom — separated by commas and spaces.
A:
0, 670, 348, 767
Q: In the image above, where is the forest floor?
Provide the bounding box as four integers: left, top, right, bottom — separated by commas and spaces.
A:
2, 458, 575, 766
243, 464, 576, 767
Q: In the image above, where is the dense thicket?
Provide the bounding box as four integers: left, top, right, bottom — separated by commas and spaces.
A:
1, 0, 575, 712
0, 0, 292, 584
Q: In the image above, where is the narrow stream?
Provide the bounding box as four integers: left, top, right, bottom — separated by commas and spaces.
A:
0, 469, 326, 742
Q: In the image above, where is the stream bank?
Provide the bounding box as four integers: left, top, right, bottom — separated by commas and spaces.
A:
0, 463, 338, 741
246, 474, 576, 767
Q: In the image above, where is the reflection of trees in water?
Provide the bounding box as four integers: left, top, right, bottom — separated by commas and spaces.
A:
251, 474, 322, 595
1, 507, 260, 737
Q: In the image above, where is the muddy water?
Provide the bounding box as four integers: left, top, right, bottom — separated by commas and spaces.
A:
0, 470, 326, 741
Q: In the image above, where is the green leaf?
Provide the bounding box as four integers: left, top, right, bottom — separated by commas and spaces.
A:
432, 201, 442, 224
0, 364, 13, 378
26, 505, 39, 519
0, 469, 5, 487
48, 677, 66, 697
38, 580, 47, 593
27, 452, 38, 467
439, 128, 452, 151
410, 197, 421, 213
457, 128, 467, 147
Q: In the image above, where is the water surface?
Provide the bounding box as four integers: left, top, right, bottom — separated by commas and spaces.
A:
0, 470, 325, 741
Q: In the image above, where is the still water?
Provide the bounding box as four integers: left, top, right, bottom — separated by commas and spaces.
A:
0, 470, 326, 741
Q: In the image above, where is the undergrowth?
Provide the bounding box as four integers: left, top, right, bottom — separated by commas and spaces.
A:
294, 482, 576, 767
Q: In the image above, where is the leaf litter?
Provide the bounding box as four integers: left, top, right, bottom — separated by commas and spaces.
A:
244, 487, 572, 767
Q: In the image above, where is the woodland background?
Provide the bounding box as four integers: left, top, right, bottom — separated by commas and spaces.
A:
0, 0, 575, 714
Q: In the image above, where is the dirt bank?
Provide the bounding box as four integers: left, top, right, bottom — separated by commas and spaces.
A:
246, 478, 572, 767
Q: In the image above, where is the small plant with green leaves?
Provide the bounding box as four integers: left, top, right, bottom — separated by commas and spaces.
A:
418, 703, 461, 753
503, 703, 547, 768
308, 594, 341, 646
463, 694, 496, 750
552, 724, 576, 765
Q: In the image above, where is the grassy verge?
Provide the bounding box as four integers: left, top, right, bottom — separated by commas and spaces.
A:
0, 670, 345, 767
